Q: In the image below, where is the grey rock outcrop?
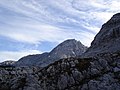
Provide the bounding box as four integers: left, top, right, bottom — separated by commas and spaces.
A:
0, 60, 16, 66
1, 52, 120, 90
33, 52, 120, 90
85, 13, 120, 56
15, 39, 87, 67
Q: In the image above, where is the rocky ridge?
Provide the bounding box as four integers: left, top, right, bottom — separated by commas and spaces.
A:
15, 39, 87, 67
85, 13, 120, 56
0, 60, 16, 66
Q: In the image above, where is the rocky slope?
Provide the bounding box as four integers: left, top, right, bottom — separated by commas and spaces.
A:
85, 13, 120, 56
15, 39, 87, 67
0, 60, 16, 66
14, 53, 49, 67
0, 13, 120, 90
0, 52, 120, 90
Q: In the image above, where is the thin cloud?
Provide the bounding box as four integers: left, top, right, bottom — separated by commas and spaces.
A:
0, 0, 120, 44
0, 21, 86, 44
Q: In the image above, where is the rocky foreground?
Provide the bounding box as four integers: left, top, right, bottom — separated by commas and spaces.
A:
0, 52, 120, 90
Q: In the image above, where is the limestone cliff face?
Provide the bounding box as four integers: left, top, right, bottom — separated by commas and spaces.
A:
85, 13, 120, 56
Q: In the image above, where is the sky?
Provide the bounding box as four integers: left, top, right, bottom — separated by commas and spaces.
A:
0, 0, 120, 62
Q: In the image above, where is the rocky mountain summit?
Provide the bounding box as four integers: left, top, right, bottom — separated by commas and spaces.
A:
0, 13, 120, 90
15, 39, 87, 67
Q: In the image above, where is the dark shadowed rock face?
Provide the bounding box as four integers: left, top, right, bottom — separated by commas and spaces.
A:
85, 13, 120, 56
15, 39, 87, 67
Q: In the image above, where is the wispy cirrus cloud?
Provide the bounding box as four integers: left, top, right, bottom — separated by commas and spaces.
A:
0, 0, 120, 61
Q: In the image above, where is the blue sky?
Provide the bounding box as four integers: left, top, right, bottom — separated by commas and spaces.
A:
0, 0, 120, 62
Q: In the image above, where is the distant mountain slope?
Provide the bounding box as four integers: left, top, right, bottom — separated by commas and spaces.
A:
0, 60, 16, 66
14, 53, 49, 66
84, 13, 120, 56
15, 39, 87, 67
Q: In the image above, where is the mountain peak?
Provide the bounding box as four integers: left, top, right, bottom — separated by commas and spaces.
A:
54, 39, 83, 49
15, 39, 87, 67
58, 39, 79, 44
50, 39, 87, 56
37, 39, 87, 66
61, 39, 77, 43
63, 39, 76, 41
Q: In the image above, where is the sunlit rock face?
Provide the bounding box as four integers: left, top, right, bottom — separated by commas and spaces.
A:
85, 13, 120, 56
42, 39, 87, 66
15, 39, 87, 67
